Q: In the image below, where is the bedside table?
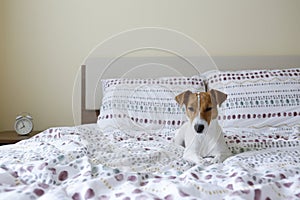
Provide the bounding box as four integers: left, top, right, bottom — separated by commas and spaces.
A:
0, 130, 41, 145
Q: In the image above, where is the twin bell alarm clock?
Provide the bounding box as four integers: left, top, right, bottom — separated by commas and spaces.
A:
14, 113, 34, 135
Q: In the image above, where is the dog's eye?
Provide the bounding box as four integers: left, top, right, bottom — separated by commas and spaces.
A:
188, 107, 194, 112
205, 107, 212, 112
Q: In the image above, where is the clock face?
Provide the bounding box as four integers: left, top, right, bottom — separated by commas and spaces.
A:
14, 117, 33, 135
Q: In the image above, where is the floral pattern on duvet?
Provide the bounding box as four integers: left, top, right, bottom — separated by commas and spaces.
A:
0, 124, 299, 200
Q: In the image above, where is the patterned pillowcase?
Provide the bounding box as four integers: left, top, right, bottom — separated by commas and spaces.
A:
205, 68, 300, 129
97, 76, 206, 136
224, 126, 300, 154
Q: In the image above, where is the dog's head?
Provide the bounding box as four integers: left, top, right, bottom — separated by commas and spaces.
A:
175, 89, 227, 134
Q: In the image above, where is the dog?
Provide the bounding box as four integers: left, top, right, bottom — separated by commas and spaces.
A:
174, 89, 231, 164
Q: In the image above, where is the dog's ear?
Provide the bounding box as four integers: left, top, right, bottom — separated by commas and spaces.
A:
209, 89, 227, 107
175, 90, 192, 107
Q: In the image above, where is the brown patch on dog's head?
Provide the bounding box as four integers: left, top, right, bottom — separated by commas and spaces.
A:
209, 89, 227, 107
199, 92, 213, 124
175, 90, 227, 125
209, 89, 227, 119
175, 90, 193, 107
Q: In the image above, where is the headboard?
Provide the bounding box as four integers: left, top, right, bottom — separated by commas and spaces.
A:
80, 55, 300, 124
81, 64, 100, 124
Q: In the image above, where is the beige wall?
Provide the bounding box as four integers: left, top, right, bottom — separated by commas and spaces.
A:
1, 0, 300, 131
1, 0, 5, 130
0, 0, 3, 70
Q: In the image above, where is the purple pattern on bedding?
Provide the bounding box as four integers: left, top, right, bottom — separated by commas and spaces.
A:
0, 124, 299, 199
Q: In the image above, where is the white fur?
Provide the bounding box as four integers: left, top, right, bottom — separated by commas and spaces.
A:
174, 119, 231, 164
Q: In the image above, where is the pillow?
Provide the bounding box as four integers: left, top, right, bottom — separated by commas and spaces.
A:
223, 126, 300, 154
205, 68, 300, 129
97, 76, 206, 135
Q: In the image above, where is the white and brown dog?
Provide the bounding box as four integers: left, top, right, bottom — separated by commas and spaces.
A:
174, 89, 231, 164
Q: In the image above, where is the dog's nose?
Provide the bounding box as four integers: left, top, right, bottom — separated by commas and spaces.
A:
194, 124, 205, 133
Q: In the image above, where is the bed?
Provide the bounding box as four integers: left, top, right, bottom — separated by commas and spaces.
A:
0, 56, 299, 200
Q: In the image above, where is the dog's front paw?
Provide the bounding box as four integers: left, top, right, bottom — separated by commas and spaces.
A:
211, 154, 230, 164
211, 155, 222, 164
183, 151, 203, 164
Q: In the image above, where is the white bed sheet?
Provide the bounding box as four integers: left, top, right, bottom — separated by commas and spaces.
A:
0, 124, 299, 199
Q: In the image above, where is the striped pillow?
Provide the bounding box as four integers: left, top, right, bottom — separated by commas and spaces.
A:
205, 68, 300, 128
97, 76, 206, 135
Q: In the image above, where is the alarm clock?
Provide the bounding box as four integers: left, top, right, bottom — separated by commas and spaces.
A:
14, 113, 34, 135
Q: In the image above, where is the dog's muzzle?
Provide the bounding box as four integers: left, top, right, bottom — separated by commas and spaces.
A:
194, 124, 205, 133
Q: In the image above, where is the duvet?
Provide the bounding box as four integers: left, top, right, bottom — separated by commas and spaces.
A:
0, 124, 299, 200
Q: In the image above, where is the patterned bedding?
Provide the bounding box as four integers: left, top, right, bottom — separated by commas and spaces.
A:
0, 124, 299, 200
1, 67, 298, 199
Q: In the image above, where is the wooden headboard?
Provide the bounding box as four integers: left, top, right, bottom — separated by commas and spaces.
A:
80, 55, 300, 124
81, 65, 100, 124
